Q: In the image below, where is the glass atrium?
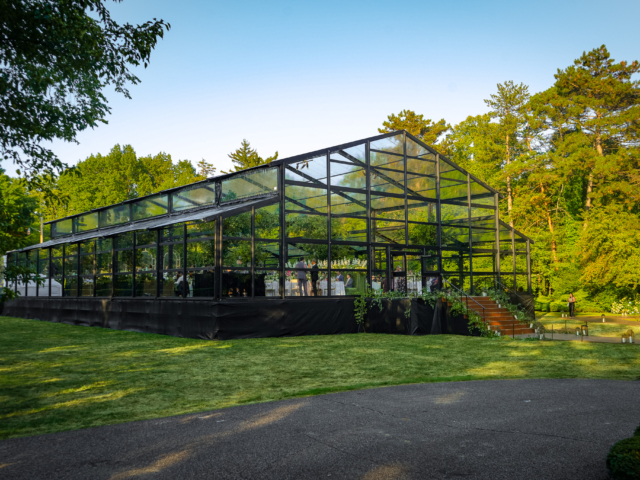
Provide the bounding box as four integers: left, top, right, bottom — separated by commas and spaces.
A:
6, 131, 532, 300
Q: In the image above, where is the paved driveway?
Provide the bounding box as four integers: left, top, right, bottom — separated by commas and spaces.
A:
1, 379, 638, 479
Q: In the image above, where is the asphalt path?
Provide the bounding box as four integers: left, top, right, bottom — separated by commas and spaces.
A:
1, 379, 638, 480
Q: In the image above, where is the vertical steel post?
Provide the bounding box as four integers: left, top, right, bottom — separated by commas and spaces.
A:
366, 141, 372, 286
279, 164, 286, 299
526, 239, 532, 294
326, 152, 331, 298
467, 173, 473, 295
494, 193, 501, 288
511, 227, 517, 291
436, 154, 442, 275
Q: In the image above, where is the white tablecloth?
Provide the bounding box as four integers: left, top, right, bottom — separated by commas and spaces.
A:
265, 281, 279, 297
407, 280, 422, 294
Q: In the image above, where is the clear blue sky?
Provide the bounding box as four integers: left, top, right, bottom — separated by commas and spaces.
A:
4, 0, 640, 176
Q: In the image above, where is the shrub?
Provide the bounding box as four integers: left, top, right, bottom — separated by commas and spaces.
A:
606, 436, 640, 479
550, 302, 568, 313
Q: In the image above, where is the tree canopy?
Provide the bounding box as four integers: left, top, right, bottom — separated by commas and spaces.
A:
0, 0, 169, 186
224, 139, 278, 173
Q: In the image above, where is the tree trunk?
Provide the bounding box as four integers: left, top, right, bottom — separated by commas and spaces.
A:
541, 183, 558, 270
506, 133, 513, 227
584, 130, 603, 230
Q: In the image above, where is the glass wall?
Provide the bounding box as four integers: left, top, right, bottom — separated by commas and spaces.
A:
13, 131, 532, 300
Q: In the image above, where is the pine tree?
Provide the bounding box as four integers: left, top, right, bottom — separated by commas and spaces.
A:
379, 110, 450, 148
223, 140, 278, 173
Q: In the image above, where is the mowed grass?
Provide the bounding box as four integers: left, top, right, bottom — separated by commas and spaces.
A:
1, 316, 639, 440
537, 312, 640, 337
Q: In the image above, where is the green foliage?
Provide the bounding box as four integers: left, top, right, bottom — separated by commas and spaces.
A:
1, 0, 170, 186
379, 110, 450, 152
606, 436, 640, 480
224, 139, 278, 173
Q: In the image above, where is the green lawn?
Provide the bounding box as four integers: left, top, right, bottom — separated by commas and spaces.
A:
536, 312, 640, 337
1, 316, 639, 440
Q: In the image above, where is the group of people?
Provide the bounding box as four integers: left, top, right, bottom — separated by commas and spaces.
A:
294, 258, 353, 296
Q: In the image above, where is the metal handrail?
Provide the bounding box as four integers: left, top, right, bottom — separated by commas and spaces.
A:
442, 277, 486, 322
494, 279, 535, 323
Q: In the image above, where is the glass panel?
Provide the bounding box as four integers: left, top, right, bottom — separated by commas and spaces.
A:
115, 232, 134, 250
96, 275, 111, 296
97, 252, 112, 274
408, 223, 438, 246
371, 195, 405, 221
65, 243, 78, 256
51, 247, 63, 278
441, 202, 469, 226
64, 256, 78, 278
79, 240, 94, 254
255, 270, 281, 297
172, 185, 216, 212
135, 246, 157, 272
406, 138, 434, 157
159, 271, 183, 297
189, 269, 214, 297
223, 211, 251, 238
135, 272, 157, 297
408, 199, 437, 223
75, 213, 98, 232
38, 249, 50, 277
286, 242, 329, 267
63, 276, 78, 297
515, 254, 528, 273
329, 150, 366, 190
471, 253, 495, 273
370, 168, 404, 195
132, 195, 169, 221
187, 220, 216, 239
407, 173, 437, 198
99, 205, 130, 227
286, 213, 327, 240
221, 168, 277, 203
222, 271, 251, 298
407, 157, 436, 175
370, 133, 404, 155
253, 204, 279, 239
284, 262, 326, 297
442, 226, 470, 248
97, 238, 112, 252
330, 192, 366, 216
136, 230, 156, 247
424, 253, 439, 271
116, 250, 134, 273
371, 219, 405, 244
80, 253, 94, 276
331, 217, 367, 242
222, 240, 252, 268
114, 274, 133, 296
330, 245, 367, 270
160, 244, 184, 270
371, 247, 387, 271
370, 151, 404, 170
333, 271, 367, 296
442, 250, 471, 275
440, 161, 468, 201
80, 277, 94, 297
285, 154, 327, 186
52, 219, 73, 237
285, 185, 327, 213
186, 240, 215, 269
469, 180, 495, 203
470, 228, 496, 246
161, 224, 184, 243
255, 241, 281, 268
407, 255, 422, 286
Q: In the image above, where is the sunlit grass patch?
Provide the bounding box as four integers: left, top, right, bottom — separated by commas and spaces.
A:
0, 315, 639, 440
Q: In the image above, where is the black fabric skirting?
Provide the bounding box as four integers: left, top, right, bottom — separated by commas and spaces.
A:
2, 297, 469, 340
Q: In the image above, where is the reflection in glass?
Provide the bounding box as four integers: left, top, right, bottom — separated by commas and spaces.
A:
160, 244, 184, 270
408, 199, 437, 223
221, 168, 277, 203
186, 240, 215, 269
406, 138, 434, 157
187, 220, 216, 239
132, 195, 169, 221
223, 211, 251, 238
52, 219, 73, 237
80, 277, 95, 297
160, 271, 184, 297
330, 192, 366, 216
370, 134, 404, 155
114, 274, 133, 296
63, 276, 78, 297
286, 213, 327, 240
99, 205, 130, 227
408, 223, 438, 246
255, 204, 280, 239
331, 217, 367, 242
135, 273, 157, 297
116, 250, 134, 273
371, 219, 406, 244
75, 213, 98, 232
407, 173, 436, 198
370, 168, 405, 195
135, 247, 157, 272
371, 195, 405, 221
96, 275, 112, 296
136, 230, 156, 246
172, 185, 216, 212
161, 224, 185, 243
222, 240, 252, 268
255, 241, 280, 268
115, 232, 134, 250
285, 185, 327, 213
285, 155, 327, 185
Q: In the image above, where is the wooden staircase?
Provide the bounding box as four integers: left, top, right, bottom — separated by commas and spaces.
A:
470, 296, 535, 336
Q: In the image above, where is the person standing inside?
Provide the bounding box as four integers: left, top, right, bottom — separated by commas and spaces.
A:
310, 260, 319, 296
568, 293, 576, 318
296, 257, 308, 296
